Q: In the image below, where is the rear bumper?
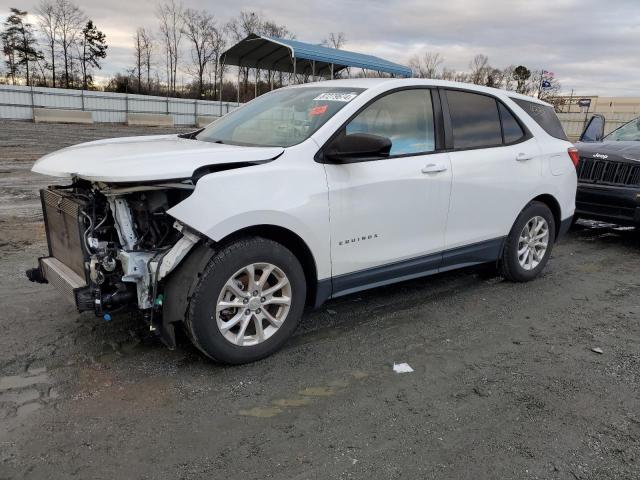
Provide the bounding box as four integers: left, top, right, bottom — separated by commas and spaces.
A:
576, 183, 640, 226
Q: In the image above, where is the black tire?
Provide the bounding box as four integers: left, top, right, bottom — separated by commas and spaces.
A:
185, 237, 306, 364
500, 201, 556, 282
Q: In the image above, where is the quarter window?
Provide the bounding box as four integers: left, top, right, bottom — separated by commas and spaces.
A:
446, 90, 502, 149
511, 98, 567, 141
345, 89, 435, 155
499, 103, 525, 143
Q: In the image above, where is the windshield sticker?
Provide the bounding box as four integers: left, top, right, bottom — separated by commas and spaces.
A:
313, 92, 358, 102
309, 105, 328, 116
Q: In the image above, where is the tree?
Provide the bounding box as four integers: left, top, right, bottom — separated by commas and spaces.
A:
1, 12, 20, 84
133, 27, 152, 93
485, 68, 504, 88
322, 32, 346, 49
78, 20, 106, 89
141, 29, 153, 91
37, 1, 59, 87
1, 9, 42, 86
529, 69, 561, 101
157, 0, 184, 95
53, 0, 86, 87
501, 65, 516, 91
260, 20, 293, 88
182, 9, 219, 97
513, 65, 531, 94
226, 11, 262, 101
469, 54, 490, 85
409, 51, 444, 79
207, 26, 225, 98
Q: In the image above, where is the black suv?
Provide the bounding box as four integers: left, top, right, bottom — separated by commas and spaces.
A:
575, 115, 640, 226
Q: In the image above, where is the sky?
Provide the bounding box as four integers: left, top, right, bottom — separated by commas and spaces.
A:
2, 0, 640, 96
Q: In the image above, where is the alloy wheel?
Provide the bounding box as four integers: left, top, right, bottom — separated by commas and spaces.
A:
517, 216, 550, 271
215, 263, 292, 346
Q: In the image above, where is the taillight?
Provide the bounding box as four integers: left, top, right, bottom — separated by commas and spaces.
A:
568, 147, 580, 168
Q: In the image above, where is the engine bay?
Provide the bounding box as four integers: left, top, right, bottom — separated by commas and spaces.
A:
28, 179, 201, 327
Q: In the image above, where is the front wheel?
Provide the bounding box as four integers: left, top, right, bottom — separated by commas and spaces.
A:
500, 202, 556, 282
185, 237, 306, 364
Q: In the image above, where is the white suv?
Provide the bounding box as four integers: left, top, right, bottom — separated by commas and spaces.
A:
28, 79, 577, 363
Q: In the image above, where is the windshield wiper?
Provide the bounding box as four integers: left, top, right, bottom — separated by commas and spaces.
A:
178, 128, 204, 140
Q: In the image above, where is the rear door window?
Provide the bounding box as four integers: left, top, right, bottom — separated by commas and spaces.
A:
499, 103, 525, 143
511, 98, 567, 140
446, 90, 502, 149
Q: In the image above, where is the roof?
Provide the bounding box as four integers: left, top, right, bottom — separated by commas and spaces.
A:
220, 34, 412, 78
288, 78, 553, 106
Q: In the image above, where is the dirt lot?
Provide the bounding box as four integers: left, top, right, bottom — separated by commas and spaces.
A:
0, 120, 639, 480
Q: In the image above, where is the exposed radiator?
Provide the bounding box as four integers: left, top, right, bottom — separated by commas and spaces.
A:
40, 257, 87, 304
41, 188, 88, 279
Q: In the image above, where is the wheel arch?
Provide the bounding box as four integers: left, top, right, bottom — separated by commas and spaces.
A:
216, 224, 323, 307
530, 193, 562, 239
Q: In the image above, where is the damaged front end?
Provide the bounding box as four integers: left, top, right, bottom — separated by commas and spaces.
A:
26, 179, 203, 347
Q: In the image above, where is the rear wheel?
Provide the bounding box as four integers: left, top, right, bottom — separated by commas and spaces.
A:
185, 237, 306, 364
500, 202, 556, 282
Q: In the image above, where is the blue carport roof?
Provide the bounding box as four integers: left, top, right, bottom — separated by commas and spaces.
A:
220, 34, 412, 78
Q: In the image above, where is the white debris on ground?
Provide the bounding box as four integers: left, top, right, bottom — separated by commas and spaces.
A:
591, 347, 604, 354
393, 362, 414, 373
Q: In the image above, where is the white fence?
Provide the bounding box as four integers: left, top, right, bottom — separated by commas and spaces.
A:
0, 85, 240, 125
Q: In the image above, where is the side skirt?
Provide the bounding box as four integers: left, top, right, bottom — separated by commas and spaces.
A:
315, 237, 505, 305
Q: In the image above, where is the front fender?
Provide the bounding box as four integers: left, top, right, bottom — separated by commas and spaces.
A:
167, 159, 331, 279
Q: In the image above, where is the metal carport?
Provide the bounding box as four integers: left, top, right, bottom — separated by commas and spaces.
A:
219, 34, 412, 102
221, 33, 412, 78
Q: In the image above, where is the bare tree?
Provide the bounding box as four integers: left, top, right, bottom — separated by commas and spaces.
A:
141, 29, 153, 91
260, 20, 293, 89
209, 27, 225, 98
409, 51, 444, 79
226, 11, 262, 101
485, 68, 504, 88
226, 11, 262, 42
439, 67, 456, 81
157, 0, 184, 95
501, 65, 516, 91
182, 9, 219, 97
528, 69, 561, 100
469, 54, 490, 85
322, 32, 346, 49
53, 0, 85, 88
36, 0, 59, 87
132, 28, 152, 93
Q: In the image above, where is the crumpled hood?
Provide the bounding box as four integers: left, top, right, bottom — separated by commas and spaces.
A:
31, 134, 284, 182
576, 140, 640, 163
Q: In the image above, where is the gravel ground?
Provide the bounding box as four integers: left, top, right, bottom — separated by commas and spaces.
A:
0, 121, 638, 480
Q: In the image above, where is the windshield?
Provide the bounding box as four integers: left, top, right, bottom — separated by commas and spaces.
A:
197, 87, 365, 147
604, 117, 640, 141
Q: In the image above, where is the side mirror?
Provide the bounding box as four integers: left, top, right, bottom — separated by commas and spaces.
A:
324, 133, 392, 163
580, 114, 605, 142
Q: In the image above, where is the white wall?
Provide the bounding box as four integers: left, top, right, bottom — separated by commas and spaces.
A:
0, 85, 240, 125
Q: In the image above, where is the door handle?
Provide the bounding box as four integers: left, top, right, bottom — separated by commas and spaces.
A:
516, 152, 534, 162
421, 163, 448, 174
